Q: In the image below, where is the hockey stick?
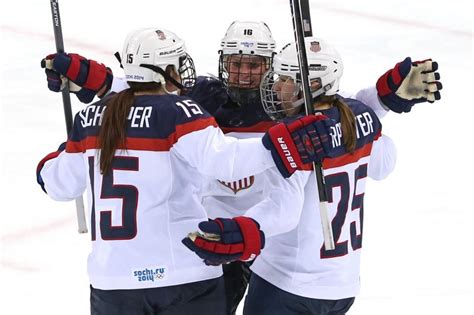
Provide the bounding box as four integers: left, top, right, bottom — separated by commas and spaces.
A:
289, 0, 335, 250
49, 0, 88, 234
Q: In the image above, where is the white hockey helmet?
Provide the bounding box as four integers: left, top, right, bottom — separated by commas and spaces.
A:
219, 21, 276, 101
121, 28, 196, 90
220, 21, 276, 57
261, 37, 344, 120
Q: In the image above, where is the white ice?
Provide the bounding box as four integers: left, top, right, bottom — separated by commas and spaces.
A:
1, 0, 472, 314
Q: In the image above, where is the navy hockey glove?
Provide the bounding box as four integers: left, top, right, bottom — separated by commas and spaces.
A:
182, 217, 265, 266
41, 53, 113, 104
36, 142, 66, 193
376, 57, 442, 113
262, 114, 335, 178
186, 76, 235, 115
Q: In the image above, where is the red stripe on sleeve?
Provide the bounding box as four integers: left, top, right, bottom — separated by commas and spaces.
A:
172, 117, 219, 144
301, 131, 382, 171
323, 141, 373, 169
37, 150, 62, 174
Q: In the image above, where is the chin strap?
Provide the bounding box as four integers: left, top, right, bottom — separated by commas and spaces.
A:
113, 53, 185, 91
139, 64, 184, 90
291, 80, 335, 110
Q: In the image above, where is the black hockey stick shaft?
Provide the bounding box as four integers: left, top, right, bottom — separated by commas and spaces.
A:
290, 0, 328, 203
49, 0, 88, 233
290, 0, 335, 249
49, 0, 73, 134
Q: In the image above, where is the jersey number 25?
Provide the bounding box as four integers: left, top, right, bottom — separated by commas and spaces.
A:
320, 163, 367, 259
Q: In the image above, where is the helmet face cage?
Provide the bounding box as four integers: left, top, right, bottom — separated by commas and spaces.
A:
260, 70, 305, 121
217, 21, 276, 105
178, 53, 196, 92
218, 53, 272, 107
219, 53, 272, 90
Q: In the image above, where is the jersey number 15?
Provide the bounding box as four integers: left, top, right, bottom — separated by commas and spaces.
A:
88, 156, 139, 241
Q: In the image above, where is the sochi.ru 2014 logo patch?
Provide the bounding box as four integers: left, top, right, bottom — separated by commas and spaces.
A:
133, 267, 166, 282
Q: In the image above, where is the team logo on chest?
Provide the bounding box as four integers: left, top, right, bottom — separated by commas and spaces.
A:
218, 176, 255, 194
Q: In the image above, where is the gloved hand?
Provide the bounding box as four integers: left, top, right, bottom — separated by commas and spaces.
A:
262, 114, 335, 177
182, 216, 265, 266
36, 142, 66, 193
186, 76, 237, 115
376, 57, 442, 113
41, 53, 113, 104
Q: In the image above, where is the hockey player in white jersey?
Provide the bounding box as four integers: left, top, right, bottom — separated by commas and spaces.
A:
40, 22, 442, 314
187, 21, 278, 315
36, 28, 340, 315
238, 38, 442, 315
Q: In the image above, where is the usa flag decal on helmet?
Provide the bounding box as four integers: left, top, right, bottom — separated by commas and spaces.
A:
310, 41, 321, 52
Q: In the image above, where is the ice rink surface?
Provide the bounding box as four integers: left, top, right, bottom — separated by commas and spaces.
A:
1, 0, 472, 314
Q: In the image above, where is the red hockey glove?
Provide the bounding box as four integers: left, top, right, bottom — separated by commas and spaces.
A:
182, 217, 265, 266
376, 57, 442, 113
262, 114, 335, 177
41, 53, 113, 103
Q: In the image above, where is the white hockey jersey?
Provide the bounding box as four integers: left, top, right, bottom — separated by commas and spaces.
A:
250, 97, 397, 299
201, 87, 391, 234
197, 88, 396, 299
39, 93, 275, 290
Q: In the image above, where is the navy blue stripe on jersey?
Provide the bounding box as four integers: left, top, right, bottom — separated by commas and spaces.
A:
296, 97, 383, 171
66, 93, 217, 153
319, 97, 382, 156
66, 117, 217, 153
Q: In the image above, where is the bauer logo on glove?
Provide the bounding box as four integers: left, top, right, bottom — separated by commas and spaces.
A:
262, 114, 336, 177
